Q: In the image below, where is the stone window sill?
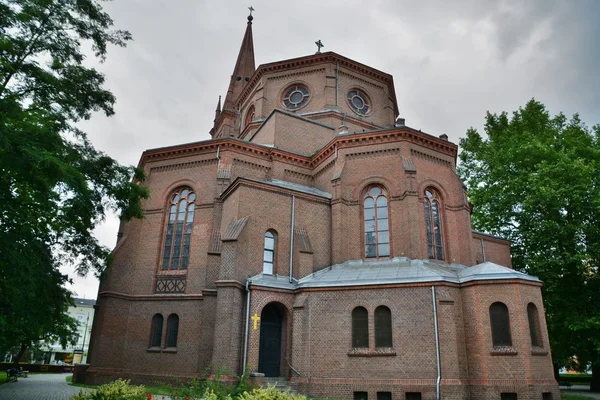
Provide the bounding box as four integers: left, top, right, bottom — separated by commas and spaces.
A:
147, 347, 161, 353
531, 347, 548, 356
147, 347, 177, 354
490, 346, 518, 355
348, 348, 397, 357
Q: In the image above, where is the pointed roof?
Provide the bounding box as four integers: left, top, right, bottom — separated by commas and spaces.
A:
223, 14, 256, 111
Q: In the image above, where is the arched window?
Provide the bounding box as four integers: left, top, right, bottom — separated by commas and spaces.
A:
527, 303, 542, 347
263, 231, 276, 275
424, 188, 444, 260
149, 314, 163, 347
352, 306, 369, 348
364, 185, 390, 258
161, 188, 196, 270
375, 306, 392, 348
166, 314, 179, 348
489, 302, 512, 347
245, 105, 255, 128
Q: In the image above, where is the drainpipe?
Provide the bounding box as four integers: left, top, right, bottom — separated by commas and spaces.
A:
432, 286, 441, 400
243, 280, 252, 374
289, 195, 296, 283
480, 238, 486, 262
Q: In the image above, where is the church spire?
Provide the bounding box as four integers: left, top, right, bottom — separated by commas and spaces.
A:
214, 95, 221, 122
222, 9, 256, 111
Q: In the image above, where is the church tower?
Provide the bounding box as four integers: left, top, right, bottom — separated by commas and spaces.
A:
211, 10, 256, 138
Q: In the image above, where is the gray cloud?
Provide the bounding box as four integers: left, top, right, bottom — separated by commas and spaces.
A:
69, 0, 600, 298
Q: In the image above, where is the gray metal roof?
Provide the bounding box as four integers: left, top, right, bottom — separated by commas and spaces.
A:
73, 298, 96, 307
248, 258, 540, 290
241, 177, 332, 199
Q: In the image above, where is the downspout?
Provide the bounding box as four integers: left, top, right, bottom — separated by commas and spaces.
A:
480, 238, 486, 262
432, 286, 441, 400
243, 280, 251, 374
289, 195, 296, 283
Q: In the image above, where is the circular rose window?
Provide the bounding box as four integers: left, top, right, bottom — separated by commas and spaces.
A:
282, 85, 310, 110
347, 89, 370, 115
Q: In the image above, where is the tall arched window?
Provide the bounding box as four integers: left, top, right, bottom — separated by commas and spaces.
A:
161, 188, 196, 270
364, 185, 390, 258
489, 302, 512, 347
149, 314, 163, 347
263, 230, 276, 275
375, 306, 392, 348
527, 303, 542, 347
424, 188, 444, 260
245, 105, 255, 128
352, 306, 369, 348
166, 314, 179, 348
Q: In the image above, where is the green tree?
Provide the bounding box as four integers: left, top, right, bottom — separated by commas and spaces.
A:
458, 99, 600, 390
0, 0, 149, 364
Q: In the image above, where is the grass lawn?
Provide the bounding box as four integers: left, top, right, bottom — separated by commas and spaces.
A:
561, 394, 597, 400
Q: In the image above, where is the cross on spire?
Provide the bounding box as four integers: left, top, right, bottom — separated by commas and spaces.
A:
248, 6, 255, 21
315, 39, 324, 54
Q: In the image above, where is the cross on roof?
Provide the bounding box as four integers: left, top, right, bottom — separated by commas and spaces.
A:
315, 40, 324, 54
248, 6, 255, 16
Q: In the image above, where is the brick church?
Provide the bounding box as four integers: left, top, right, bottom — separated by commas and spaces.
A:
86, 12, 559, 400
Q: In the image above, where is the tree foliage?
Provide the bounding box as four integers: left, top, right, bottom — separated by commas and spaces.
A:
0, 0, 149, 363
458, 99, 600, 389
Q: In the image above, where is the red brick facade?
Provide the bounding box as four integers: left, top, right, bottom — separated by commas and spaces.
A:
85, 16, 558, 400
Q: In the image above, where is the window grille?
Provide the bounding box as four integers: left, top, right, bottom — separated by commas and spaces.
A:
364, 185, 390, 258
375, 306, 393, 348
149, 314, 163, 347
424, 188, 444, 260
166, 314, 179, 348
161, 188, 196, 270
490, 302, 512, 347
352, 307, 369, 348
527, 303, 542, 347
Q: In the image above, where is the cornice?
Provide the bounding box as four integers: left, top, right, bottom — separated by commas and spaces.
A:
99, 291, 204, 301
139, 127, 457, 172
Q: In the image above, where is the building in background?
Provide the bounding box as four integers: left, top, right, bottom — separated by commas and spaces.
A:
44, 298, 95, 365
86, 12, 559, 400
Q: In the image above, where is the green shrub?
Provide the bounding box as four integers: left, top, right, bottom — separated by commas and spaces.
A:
558, 374, 592, 385
70, 379, 148, 400
239, 386, 306, 400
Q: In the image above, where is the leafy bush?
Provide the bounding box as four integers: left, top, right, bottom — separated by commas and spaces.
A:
559, 374, 592, 385
239, 386, 306, 400
70, 379, 148, 400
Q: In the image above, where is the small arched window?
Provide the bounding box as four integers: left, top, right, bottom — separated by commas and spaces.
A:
166, 314, 179, 348
149, 314, 163, 347
245, 105, 255, 128
161, 188, 196, 270
424, 188, 444, 260
489, 302, 512, 347
352, 307, 369, 348
375, 306, 392, 348
364, 185, 390, 258
527, 303, 542, 347
263, 231, 277, 275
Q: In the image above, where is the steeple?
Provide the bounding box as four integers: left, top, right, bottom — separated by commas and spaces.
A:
214, 95, 221, 123
222, 11, 256, 111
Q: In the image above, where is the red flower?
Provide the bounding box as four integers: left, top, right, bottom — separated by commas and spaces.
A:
146, 393, 153, 400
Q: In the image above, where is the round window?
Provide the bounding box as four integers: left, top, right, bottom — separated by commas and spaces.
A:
282, 85, 310, 110
347, 89, 370, 115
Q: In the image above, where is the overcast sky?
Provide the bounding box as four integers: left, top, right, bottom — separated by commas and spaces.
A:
65, 0, 600, 299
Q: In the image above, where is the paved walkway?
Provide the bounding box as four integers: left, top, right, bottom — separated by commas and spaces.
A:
0, 373, 90, 400
560, 385, 600, 400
